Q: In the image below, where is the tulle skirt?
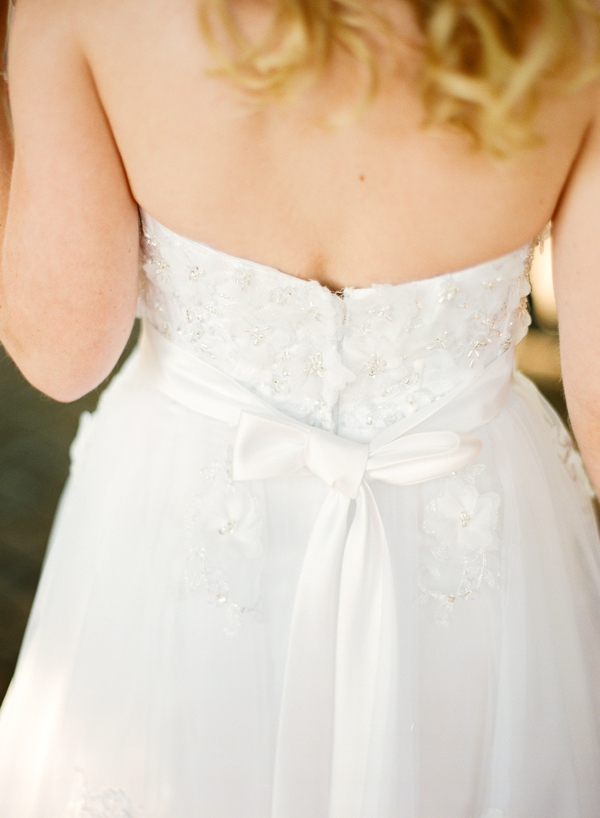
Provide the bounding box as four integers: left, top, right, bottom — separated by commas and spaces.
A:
0, 339, 599, 818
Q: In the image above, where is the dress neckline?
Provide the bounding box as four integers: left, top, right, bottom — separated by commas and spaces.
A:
141, 209, 536, 297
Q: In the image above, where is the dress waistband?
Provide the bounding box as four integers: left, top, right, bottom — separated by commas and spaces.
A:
136, 320, 515, 818
138, 321, 514, 444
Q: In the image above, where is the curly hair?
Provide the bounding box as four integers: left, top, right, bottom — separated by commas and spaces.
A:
199, 0, 600, 155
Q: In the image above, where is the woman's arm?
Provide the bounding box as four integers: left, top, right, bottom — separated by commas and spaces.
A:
0, 0, 14, 297
552, 87, 600, 495
0, 0, 139, 402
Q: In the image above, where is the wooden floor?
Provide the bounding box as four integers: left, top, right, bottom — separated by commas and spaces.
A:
0, 324, 565, 706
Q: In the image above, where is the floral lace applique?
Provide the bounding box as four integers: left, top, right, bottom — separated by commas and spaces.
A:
65, 772, 138, 818
80, 791, 133, 818
543, 401, 595, 500
523, 221, 552, 284
184, 458, 264, 635
420, 465, 501, 623
138, 212, 532, 439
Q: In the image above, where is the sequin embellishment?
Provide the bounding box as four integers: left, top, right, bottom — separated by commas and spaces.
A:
184, 459, 264, 636
138, 213, 533, 438
420, 465, 501, 623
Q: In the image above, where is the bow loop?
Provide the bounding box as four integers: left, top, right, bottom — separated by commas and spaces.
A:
233, 411, 483, 496
367, 430, 482, 486
233, 411, 370, 498
306, 427, 369, 498
139, 323, 515, 818
232, 412, 307, 481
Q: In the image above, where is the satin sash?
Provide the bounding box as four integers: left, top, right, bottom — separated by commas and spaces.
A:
136, 321, 515, 818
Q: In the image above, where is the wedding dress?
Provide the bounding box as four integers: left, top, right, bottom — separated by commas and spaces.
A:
0, 211, 599, 818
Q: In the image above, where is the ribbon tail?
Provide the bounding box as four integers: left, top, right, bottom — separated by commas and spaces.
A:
272, 489, 352, 818
330, 484, 400, 818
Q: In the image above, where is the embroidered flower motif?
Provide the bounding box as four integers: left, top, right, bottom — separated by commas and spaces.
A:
563, 444, 595, 499
304, 352, 325, 376
420, 466, 501, 623
244, 325, 272, 346
65, 772, 138, 818
302, 300, 324, 321
369, 302, 394, 322
153, 260, 170, 284
81, 791, 133, 818
184, 460, 264, 635
233, 264, 253, 290
188, 265, 203, 281
363, 353, 387, 378
424, 477, 500, 559
543, 402, 595, 500
438, 280, 460, 302
139, 213, 534, 436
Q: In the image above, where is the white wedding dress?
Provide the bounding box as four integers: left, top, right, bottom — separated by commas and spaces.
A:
0, 211, 599, 818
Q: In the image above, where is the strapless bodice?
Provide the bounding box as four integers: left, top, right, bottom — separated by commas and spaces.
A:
138, 211, 533, 440
3, 210, 599, 818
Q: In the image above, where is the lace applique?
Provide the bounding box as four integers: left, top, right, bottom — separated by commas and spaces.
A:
523, 221, 552, 284
139, 218, 353, 430
138, 213, 532, 439
338, 264, 531, 436
543, 402, 595, 500
420, 465, 501, 623
65, 772, 138, 818
183, 458, 264, 635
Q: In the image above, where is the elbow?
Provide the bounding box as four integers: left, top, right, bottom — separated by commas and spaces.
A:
19, 365, 103, 403
6, 348, 114, 402
1, 320, 135, 402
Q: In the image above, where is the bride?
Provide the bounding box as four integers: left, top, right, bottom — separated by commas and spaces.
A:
1, 0, 600, 815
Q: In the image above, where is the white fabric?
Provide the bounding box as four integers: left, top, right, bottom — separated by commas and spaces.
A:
139, 324, 512, 817
0, 213, 599, 818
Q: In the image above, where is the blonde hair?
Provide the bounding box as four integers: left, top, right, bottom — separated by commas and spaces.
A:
199, 0, 600, 155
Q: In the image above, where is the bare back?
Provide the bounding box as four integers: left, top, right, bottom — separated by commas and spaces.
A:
6, 0, 600, 493
75, 0, 593, 290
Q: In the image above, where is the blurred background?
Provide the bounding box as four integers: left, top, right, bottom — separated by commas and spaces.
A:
0, 239, 562, 706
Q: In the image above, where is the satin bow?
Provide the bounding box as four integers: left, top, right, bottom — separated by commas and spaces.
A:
233, 414, 481, 818
138, 322, 514, 818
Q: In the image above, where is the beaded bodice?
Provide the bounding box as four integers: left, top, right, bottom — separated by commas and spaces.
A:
138, 211, 533, 441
